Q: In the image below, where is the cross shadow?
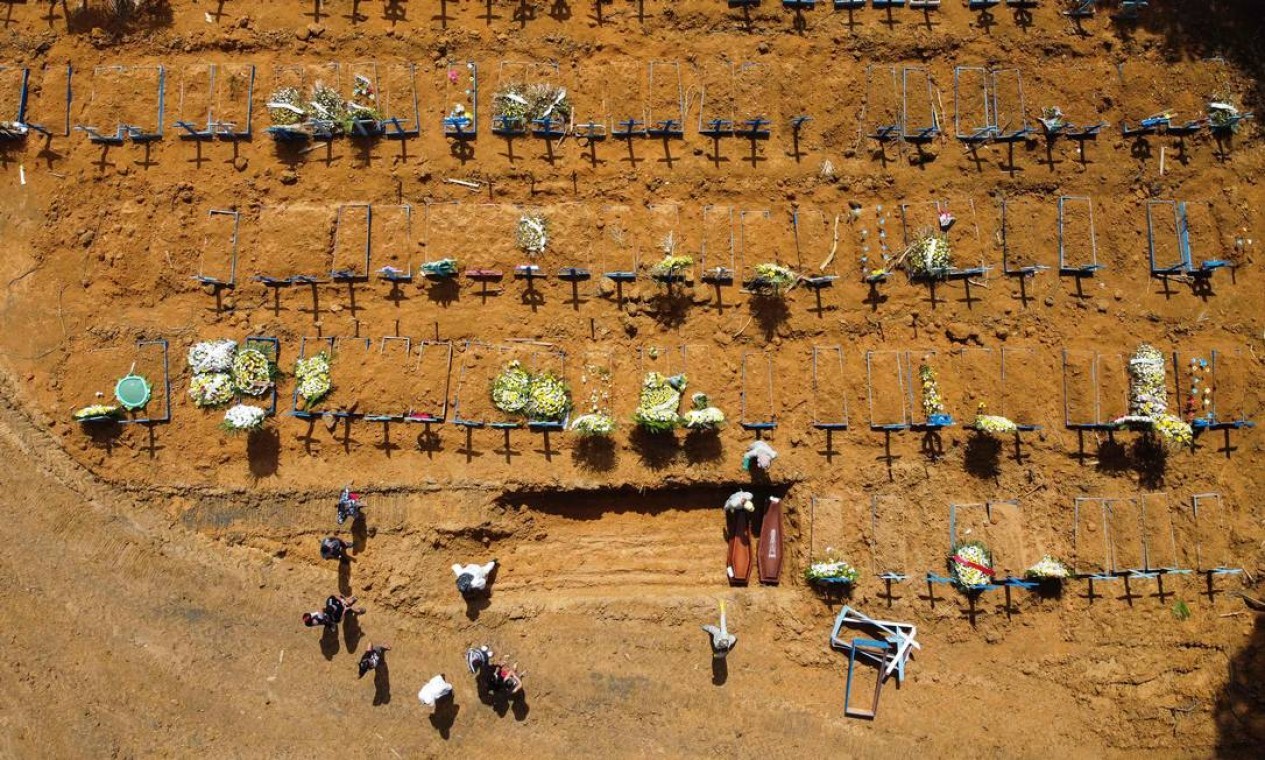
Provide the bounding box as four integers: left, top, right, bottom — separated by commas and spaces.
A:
711, 657, 728, 686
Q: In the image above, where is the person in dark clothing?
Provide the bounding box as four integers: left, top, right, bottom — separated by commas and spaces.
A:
358, 643, 391, 678
320, 536, 352, 562
336, 487, 363, 526
324, 594, 364, 625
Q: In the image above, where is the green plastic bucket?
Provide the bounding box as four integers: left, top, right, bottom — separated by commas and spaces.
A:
114, 374, 151, 411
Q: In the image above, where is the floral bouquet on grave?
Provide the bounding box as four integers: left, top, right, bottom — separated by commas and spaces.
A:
189, 372, 235, 408
1126, 344, 1168, 418
682, 392, 725, 432
294, 352, 333, 409
903, 230, 953, 278
309, 82, 349, 130
949, 541, 995, 591
1038, 106, 1065, 132
973, 403, 1018, 436
1024, 555, 1071, 582
492, 82, 571, 128
490, 361, 531, 416
633, 372, 686, 433
919, 363, 950, 423
231, 348, 276, 397
188, 340, 237, 374
571, 412, 616, 438
267, 87, 307, 126
73, 404, 121, 422
1153, 413, 1194, 450
651, 254, 693, 282
221, 403, 267, 434
527, 371, 571, 422
346, 74, 381, 124
751, 262, 798, 295
515, 215, 549, 257
805, 550, 860, 585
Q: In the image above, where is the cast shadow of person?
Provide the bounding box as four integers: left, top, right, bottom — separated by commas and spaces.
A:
343, 612, 364, 653
464, 565, 499, 621
320, 625, 340, 661
492, 690, 530, 722
711, 657, 728, 686
429, 694, 460, 739
373, 659, 392, 706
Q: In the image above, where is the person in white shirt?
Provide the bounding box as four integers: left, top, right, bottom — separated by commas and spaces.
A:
452, 559, 498, 598
418, 674, 453, 708
702, 600, 737, 659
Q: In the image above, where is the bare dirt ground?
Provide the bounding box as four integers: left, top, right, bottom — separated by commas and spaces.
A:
0, 0, 1264, 757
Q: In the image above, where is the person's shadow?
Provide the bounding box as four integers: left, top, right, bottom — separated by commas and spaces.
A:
429, 694, 459, 738
492, 689, 530, 721
464, 594, 491, 621
343, 613, 364, 653
337, 558, 353, 595
373, 660, 392, 706
711, 657, 729, 686
319, 626, 340, 660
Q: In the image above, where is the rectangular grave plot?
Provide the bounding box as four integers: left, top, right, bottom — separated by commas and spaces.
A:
1138, 492, 1181, 572
901, 67, 939, 137
409, 341, 454, 421
458, 204, 520, 270
951, 501, 1034, 578
613, 345, 685, 421
422, 201, 465, 262
1192, 493, 1235, 573
945, 347, 999, 422
640, 204, 692, 281
862, 65, 901, 137
294, 336, 338, 414
991, 69, 1028, 136
1001, 197, 1057, 273
908, 350, 950, 426
594, 204, 638, 278
869, 495, 912, 579
998, 347, 1049, 427
733, 61, 771, 127
697, 62, 737, 133
1146, 200, 1187, 272
369, 204, 415, 273
332, 203, 373, 279
793, 207, 843, 277
953, 66, 992, 137
866, 351, 911, 429
83, 65, 164, 136
811, 346, 850, 428
1106, 498, 1146, 574
682, 344, 739, 410
1073, 498, 1112, 576
740, 351, 776, 428
190, 209, 241, 285
647, 61, 685, 134
1058, 196, 1098, 271
573, 347, 617, 424
253, 205, 336, 280
1096, 351, 1131, 422
1061, 350, 1102, 427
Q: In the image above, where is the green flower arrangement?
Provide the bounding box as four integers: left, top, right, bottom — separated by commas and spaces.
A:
231, 348, 276, 397
904, 231, 953, 278
295, 352, 332, 409
490, 360, 532, 416
949, 541, 994, 591
751, 262, 798, 294
267, 87, 306, 126
189, 372, 235, 408
527, 371, 571, 422
73, 404, 121, 421
651, 254, 693, 281
633, 372, 686, 433
973, 403, 1017, 436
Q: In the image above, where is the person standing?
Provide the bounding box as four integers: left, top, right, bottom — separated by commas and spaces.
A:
452, 560, 498, 598
418, 674, 453, 709
702, 600, 737, 658
358, 643, 391, 678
